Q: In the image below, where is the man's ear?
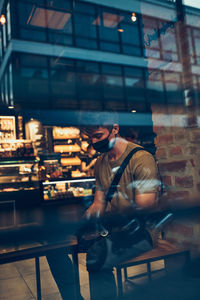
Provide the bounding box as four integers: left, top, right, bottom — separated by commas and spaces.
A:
113, 124, 119, 134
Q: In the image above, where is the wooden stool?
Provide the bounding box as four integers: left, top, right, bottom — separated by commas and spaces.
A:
114, 241, 190, 298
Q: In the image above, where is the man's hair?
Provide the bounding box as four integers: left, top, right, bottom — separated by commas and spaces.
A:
80, 111, 118, 137
81, 125, 113, 137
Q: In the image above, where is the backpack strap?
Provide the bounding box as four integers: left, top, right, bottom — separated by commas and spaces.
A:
105, 147, 146, 203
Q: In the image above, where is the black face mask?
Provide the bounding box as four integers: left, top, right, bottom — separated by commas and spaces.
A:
92, 131, 116, 153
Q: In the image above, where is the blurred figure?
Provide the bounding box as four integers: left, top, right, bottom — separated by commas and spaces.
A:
81, 144, 97, 177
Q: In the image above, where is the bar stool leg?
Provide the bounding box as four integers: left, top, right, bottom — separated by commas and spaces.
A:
147, 262, 152, 282
72, 247, 81, 299
116, 267, 123, 299
124, 267, 128, 280
35, 256, 42, 300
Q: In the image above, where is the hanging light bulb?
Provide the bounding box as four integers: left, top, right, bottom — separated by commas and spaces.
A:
131, 12, 137, 22
0, 14, 6, 25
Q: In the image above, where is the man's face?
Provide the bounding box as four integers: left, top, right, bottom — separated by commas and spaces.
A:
90, 127, 112, 144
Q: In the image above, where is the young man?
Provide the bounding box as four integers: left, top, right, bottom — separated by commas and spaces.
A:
84, 122, 159, 300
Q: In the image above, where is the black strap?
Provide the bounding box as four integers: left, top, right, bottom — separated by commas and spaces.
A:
105, 147, 146, 203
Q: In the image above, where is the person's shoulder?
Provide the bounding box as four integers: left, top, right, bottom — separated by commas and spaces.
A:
127, 142, 154, 160
95, 154, 105, 168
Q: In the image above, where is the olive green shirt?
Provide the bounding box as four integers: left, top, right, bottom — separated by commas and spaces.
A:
94, 142, 159, 214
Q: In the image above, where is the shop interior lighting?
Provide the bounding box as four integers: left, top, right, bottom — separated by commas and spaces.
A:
0, 14, 6, 25
8, 106, 14, 109
131, 12, 137, 22
28, 7, 71, 29
131, 109, 137, 113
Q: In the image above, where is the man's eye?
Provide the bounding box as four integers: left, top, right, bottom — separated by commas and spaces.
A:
94, 134, 102, 139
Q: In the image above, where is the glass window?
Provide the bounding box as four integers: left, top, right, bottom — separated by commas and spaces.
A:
20, 54, 48, 67
98, 9, 122, 43
187, 28, 195, 64
100, 41, 120, 52
20, 28, 46, 42
159, 21, 177, 52
122, 45, 141, 56
7, 2, 11, 40
124, 66, 145, 102
2, 22, 7, 50
76, 61, 99, 74
164, 72, 183, 104
194, 29, 200, 59
74, 13, 97, 39
120, 24, 140, 46
102, 64, 122, 75
48, 32, 73, 45
76, 61, 101, 100
46, 0, 71, 10
75, 37, 97, 49
50, 58, 76, 98
0, 31, 2, 60
73, 2, 95, 14
146, 70, 165, 103
9, 64, 14, 105
5, 72, 9, 104
102, 74, 123, 100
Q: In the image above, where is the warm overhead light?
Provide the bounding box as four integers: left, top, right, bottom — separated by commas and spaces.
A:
118, 28, 124, 32
131, 109, 136, 113
8, 106, 14, 109
0, 14, 6, 25
131, 12, 137, 22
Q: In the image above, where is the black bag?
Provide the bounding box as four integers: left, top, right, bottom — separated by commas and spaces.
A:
77, 147, 156, 271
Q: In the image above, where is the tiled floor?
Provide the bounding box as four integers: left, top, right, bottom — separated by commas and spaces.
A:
0, 254, 165, 300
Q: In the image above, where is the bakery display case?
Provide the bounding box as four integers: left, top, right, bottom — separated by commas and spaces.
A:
0, 157, 39, 192
41, 177, 96, 202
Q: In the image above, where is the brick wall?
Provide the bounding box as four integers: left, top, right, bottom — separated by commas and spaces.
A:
152, 104, 200, 257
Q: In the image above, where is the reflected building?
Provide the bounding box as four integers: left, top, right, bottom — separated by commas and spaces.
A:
0, 0, 199, 113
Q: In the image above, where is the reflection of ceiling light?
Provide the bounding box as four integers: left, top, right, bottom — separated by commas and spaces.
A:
8, 106, 14, 109
131, 12, 137, 22
102, 12, 124, 28
28, 7, 71, 29
131, 109, 136, 113
118, 29, 124, 32
0, 14, 6, 25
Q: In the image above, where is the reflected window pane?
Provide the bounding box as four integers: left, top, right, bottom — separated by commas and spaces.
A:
125, 77, 145, 101
75, 37, 97, 49
120, 24, 140, 45
20, 28, 46, 42
48, 32, 72, 45
74, 13, 97, 38
51, 70, 76, 97
73, 2, 95, 14
20, 54, 48, 67
102, 64, 122, 75
77, 73, 101, 100
159, 21, 177, 52
46, 0, 71, 10
76, 61, 99, 73
164, 72, 183, 104
102, 74, 123, 99
122, 45, 141, 56
100, 41, 120, 52
146, 70, 165, 103
98, 10, 122, 42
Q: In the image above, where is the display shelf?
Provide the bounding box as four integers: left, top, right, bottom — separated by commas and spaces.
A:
41, 177, 95, 201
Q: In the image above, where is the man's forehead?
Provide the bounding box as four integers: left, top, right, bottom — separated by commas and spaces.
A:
89, 127, 108, 137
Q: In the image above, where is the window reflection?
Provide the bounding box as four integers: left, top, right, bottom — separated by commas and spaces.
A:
146, 70, 165, 103
164, 72, 183, 104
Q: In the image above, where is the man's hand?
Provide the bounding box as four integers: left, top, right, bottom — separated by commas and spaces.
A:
84, 190, 106, 219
